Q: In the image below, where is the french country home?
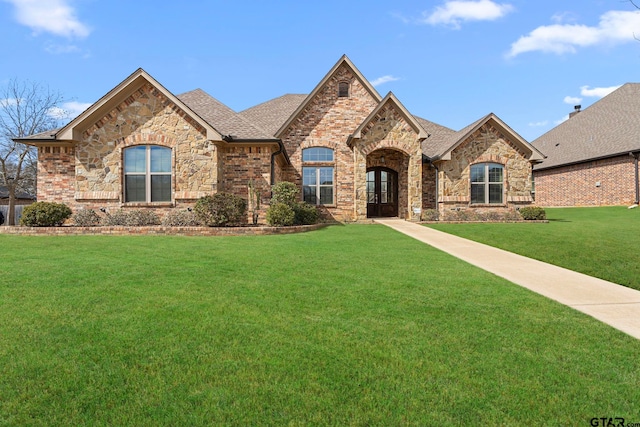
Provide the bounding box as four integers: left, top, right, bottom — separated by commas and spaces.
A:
16, 55, 545, 222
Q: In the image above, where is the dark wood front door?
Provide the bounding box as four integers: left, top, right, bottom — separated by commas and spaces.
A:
366, 167, 398, 217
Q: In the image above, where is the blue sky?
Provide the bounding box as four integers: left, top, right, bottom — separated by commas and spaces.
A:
1, 0, 639, 141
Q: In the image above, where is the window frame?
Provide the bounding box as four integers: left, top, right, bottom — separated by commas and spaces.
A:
470, 162, 504, 205
123, 145, 172, 204
302, 147, 335, 206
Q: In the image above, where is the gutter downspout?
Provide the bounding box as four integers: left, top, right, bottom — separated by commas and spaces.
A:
632, 152, 640, 204
271, 141, 285, 187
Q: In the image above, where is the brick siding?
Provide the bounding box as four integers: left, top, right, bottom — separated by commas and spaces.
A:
534, 155, 637, 206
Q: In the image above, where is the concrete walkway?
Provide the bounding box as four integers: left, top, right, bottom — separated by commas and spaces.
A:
375, 218, 640, 340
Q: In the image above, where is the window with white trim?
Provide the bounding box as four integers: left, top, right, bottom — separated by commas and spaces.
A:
124, 145, 172, 203
302, 147, 334, 205
470, 163, 503, 204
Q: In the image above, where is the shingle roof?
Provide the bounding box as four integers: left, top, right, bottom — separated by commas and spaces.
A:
415, 116, 458, 159
533, 83, 640, 170
239, 94, 307, 137
177, 89, 274, 140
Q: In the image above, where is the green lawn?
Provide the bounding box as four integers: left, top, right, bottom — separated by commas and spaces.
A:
1, 225, 640, 425
429, 206, 640, 290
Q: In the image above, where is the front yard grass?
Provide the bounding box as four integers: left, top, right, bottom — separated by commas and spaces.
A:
1, 224, 640, 425
429, 206, 640, 290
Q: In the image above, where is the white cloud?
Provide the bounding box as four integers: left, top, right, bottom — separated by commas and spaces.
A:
528, 120, 549, 127
563, 96, 583, 105
554, 115, 570, 125
4, 0, 91, 38
371, 75, 400, 87
0, 98, 20, 108
422, 0, 514, 29
44, 41, 80, 54
508, 10, 640, 57
580, 85, 621, 98
47, 101, 92, 119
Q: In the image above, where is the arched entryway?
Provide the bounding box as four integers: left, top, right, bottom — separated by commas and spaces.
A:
366, 167, 398, 217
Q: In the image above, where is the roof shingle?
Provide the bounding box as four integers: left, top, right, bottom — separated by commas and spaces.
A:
533, 83, 640, 170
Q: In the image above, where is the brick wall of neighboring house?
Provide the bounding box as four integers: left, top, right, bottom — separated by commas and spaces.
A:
37, 146, 76, 205
534, 155, 636, 206
437, 123, 534, 212
221, 145, 274, 222
280, 64, 379, 221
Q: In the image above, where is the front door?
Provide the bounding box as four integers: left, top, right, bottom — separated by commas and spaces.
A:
366, 167, 398, 217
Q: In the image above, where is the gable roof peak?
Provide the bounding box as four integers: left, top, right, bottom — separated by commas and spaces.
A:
52, 68, 223, 142
351, 91, 429, 140
274, 55, 382, 138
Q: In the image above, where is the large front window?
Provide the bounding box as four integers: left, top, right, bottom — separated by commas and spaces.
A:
302, 147, 334, 205
124, 145, 172, 203
470, 163, 503, 204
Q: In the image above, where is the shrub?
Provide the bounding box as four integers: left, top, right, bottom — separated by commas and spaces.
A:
194, 193, 247, 227
161, 210, 201, 227
73, 209, 101, 227
101, 209, 160, 226
266, 202, 295, 226
519, 206, 546, 221
271, 182, 299, 206
20, 202, 72, 227
293, 202, 319, 225
421, 209, 439, 221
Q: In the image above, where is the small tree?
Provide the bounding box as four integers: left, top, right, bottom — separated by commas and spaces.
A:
0, 79, 67, 225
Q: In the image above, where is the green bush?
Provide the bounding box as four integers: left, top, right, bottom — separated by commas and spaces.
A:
271, 182, 299, 206
519, 206, 546, 221
266, 202, 295, 226
293, 202, 319, 225
72, 209, 101, 227
161, 209, 202, 227
20, 202, 72, 227
101, 209, 160, 226
194, 193, 247, 227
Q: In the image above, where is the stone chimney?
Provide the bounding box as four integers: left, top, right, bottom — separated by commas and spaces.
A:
569, 104, 581, 118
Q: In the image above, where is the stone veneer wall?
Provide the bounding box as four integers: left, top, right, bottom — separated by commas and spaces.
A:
437, 123, 533, 211
534, 155, 636, 206
353, 102, 423, 220
280, 64, 379, 221
68, 82, 217, 212
37, 146, 76, 205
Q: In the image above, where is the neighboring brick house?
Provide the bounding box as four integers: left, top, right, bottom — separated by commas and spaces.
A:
16, 56, 544, 222
532, 83, 640, 207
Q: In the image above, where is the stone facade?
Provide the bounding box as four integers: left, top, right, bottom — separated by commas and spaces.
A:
534, 155, 636, 206
28, 59, 541, 225
352, 102, 423, 221
436, 123, 533, 212
77, 83, 215, 205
